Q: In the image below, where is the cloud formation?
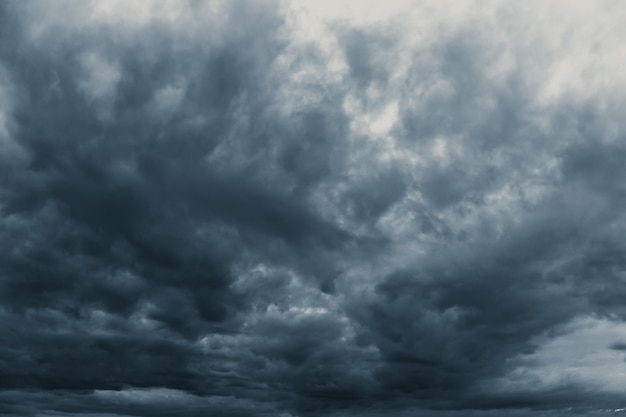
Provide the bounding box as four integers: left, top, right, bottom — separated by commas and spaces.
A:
2, 1, 626, 416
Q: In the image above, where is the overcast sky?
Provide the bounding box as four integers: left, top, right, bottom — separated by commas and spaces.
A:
2, 1, 626, 416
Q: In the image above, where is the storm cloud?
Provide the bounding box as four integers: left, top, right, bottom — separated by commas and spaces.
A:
2, 1, 626, 416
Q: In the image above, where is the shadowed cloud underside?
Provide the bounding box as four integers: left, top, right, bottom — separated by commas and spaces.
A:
2, 1, 626, 416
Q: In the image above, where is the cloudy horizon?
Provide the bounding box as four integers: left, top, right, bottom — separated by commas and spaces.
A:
2, 1, 626, 416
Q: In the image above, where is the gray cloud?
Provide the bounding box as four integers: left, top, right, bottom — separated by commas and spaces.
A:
2, 1, 626, 416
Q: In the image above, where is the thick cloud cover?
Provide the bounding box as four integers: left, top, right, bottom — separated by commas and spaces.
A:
2, 1, 626, 416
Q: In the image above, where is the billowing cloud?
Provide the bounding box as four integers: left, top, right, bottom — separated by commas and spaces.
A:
2, 1, 626, 416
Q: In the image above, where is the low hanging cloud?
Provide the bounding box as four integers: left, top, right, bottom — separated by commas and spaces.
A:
2, 1, 626, 416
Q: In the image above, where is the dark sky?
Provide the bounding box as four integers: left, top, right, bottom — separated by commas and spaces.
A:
2, 1, 626, 416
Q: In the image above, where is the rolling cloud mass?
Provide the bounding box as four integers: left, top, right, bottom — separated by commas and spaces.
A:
2, 1, 626, 416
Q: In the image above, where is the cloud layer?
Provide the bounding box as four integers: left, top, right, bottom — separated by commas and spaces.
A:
2, 1, 626, 416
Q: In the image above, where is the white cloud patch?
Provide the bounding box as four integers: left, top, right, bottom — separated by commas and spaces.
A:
486, 315, 626, 394
77, 51, 121, 118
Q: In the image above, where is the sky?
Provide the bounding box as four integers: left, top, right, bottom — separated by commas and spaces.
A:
1, 0, 626, 416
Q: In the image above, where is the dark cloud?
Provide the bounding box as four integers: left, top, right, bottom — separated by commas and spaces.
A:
610, 342, 626, 351
2, 1, 626, 416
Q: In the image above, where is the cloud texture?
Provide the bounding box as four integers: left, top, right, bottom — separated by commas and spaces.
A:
2, 1, 626, 416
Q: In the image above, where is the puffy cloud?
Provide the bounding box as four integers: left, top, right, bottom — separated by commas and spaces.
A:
2, 1, 626, 416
